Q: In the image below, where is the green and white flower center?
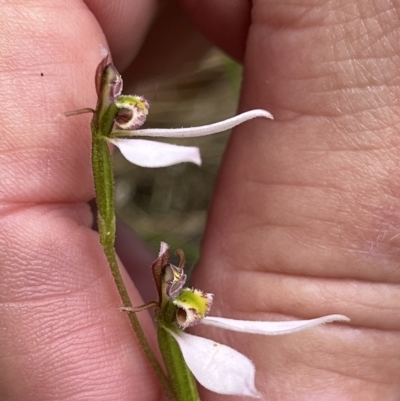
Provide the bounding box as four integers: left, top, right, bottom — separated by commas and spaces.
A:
173, 288, 213, 328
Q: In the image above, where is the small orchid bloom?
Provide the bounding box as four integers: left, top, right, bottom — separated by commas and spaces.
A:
67, 55, 273, 169
153, 243, 350, 399
109, 107, 273, 168
99, 57, 273, 168
169, 312, 350, 398
108, 111, 274, 167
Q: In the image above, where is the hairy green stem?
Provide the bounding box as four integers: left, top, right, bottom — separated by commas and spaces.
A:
91, 121, 176, 401
157, 303, 200, 401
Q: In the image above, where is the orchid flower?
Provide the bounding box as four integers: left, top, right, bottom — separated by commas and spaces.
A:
90, 55, 273, 168
107, 92, 273, 167
108, 108, 272, 168
67, 56, 272, 170
85, 52, 273, 167
144, 242, 350, 399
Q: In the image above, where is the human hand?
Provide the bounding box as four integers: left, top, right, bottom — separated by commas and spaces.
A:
2, 1, 399, 401
0, 1, 166, 400
179, 1, 400, 400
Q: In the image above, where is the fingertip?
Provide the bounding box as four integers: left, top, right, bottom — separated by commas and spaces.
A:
177, 0, 251, 62
84, 0, 159, 70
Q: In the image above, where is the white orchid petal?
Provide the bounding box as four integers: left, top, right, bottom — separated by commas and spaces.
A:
201, 314, 350, 335
109, 138, 201, 167
118, 109, 273, 138
167, 329, 261, 398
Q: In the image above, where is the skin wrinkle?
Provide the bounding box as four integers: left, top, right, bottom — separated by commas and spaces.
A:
239, 181, 386, 224
291, 360, 393, 388
262, 277, 398, 327
1, 268, 106, 305
230, 209, 349, 236
258, 1, 399, 33
267, 81, 399, 118
349, 16, 397, 57
250, 7, 398, 119
293, 222, 400, 278
289, 359, 368, 386
0, 211, 106, 305
216, 179, 400, 275
300, 325, 396, 370
0, 257, 102, 302
226, 241, 400, 286
37, 317, 122, 355
206, 220, 400, 320
245, 177, 356, 193
233, 275, 400, 331
328, 113, 399, 142
250, 131, 400, 187
272, 202, 398, 254
0, 202, 94, 231
30, 318, 103, 355
5, 326, 117, 379
40, 333, 128, 373
253, 2, 326, 29
311, 77, 398, 94
310, 122, 396, 150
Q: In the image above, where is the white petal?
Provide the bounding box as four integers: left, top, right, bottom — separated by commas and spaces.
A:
116, 109, 273, 138
159, 242, 169, 257
108, 138, 201, 167
201, 314, 350, 335
167, 329, 261, 398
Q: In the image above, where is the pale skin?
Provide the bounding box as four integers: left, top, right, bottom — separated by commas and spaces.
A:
1, 1, 399, 400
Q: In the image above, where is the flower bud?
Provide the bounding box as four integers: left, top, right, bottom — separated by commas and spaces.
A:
95, 56, 123, 101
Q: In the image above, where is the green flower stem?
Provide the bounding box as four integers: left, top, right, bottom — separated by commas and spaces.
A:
91, 110, 176, 401
158, 303, 200, 401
